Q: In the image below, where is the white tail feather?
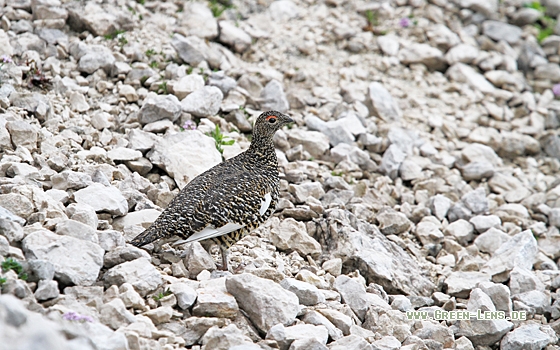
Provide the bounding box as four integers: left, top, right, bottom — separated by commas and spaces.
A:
173, 222, 244, 246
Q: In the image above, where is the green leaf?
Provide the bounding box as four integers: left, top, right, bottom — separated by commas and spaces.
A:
222, 140, 235, 146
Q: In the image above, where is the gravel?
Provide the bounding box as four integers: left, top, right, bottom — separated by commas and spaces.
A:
0, 0, 559, 349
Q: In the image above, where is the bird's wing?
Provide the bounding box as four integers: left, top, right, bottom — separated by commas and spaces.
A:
172, 222, 245, 246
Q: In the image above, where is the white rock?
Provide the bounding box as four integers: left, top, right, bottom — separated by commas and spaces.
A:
365, 82, 402, 122
171, 74, 205, 100
226, 273, 300, 333
181, 86, 223, 117
447, 63, 496, 94
147, 130, 222, 189
74, 183, 128, 216
483, 230, 538, 281
218, 21, 252, 53
269, 217, 321, 257
22, 230, 104, 286
103, 258, 163, 297
280, 278, 326, 306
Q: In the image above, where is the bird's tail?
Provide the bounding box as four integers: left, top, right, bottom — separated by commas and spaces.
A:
130, 228, 158, 247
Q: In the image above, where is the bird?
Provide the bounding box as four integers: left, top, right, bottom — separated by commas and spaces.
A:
130, 110, 294, 270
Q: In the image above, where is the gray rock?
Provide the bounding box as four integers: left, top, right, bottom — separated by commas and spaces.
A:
22, 230, 104, 286
445, 44, 479, 65
171, 34, 222, 69
320, 209, 435, 297
511, 8, 542, 25
461, 188, 488, 214
179, 2, 218, 39
444, 271, 491, 298
34, 280, 59, 301
280, 278, 326, 306
328, 335, 373, 350
482, 230, 538, 281
55, 219, 98, 244
5, 120, 38, 151
182, 317, 229, 346
0, 217, 25, 243
168, 282, 198, 310
474, 227, 511, 254
322, 258, 342, 276
144, 306, 173, 325
77, 45, 115, 74
317, 309, 352, 336
226, 273, 300, 333
460, 161, 495, 181
268, 217, 322, 257
302, 310, 343, 341
0, 194, 34, 219
444, 219, 474, 246
514, 290, 550, 313
207, 71, 237, 95
103, 245, 151, 268
500, 324, 557, 350
469, 215, 501, 233
377, 209, 412, 235
107, 147, 142, 162
138, 94, 182, 124
509, 267, 544, 296
103, 258, 163, 297
398, 43, 446, 71
377, 35, 399, 56
147, 131, 222, 190
181, 86, 223, 117
365, 82, 402, 122
287, 129, 331, 158
482, 20, 522, 44
99, 297, 136, 330
476, 281, 512, 314
171, 74, 205, 100
260, 79, 289, 113
201, 324, 253, 350
192, 287, 239, 318
66, 203, 99, 230
334, 275, 389, 321
225, 110, 253, 133
305, 113, 366, 147
266, 323, 328, 350
52, 170, 92, 190
429, 195, 452, 221
183, 241, 217, 278
218, 21, 252, 53
380, 144, 406, 179
447, 63, 496, 94
74, 183, 128, 216
26, 259, 55, 282
68, 3, 118, 37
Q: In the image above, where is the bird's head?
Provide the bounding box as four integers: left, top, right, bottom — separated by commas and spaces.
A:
252, 111, 294, 141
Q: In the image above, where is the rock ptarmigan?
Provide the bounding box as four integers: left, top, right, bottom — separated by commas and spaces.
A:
131, 111, 294, 270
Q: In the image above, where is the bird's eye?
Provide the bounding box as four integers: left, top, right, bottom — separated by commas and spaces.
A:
267, 117, 277, 123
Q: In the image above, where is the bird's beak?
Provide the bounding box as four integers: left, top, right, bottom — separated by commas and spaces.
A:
285, 115, 295, 124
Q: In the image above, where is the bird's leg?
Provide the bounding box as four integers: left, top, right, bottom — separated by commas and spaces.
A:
220, 246, 229, 271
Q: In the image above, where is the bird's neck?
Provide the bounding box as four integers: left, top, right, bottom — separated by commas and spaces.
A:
248, 135, 277, 164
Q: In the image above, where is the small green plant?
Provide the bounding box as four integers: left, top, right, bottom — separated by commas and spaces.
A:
149, 61, 159, 68
140, 76, 149, 85
0, 277, 6, 286
364, 10, 379, 27
103, 29, 126, 40
331, 171, 344, 177
206, 125, 235, 154
1, 258, 27, 280
208, 0, 232, 17
118, 33, 128, 47
524, 1, 545, 11
136, 0, 145, 5
186, 66, 194, 75
152, 289, 172, 301
527, 3, 557, 43
145, 49, 156, 57
157, 81, 168, 94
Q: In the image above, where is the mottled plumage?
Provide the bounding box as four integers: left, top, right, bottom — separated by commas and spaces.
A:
131, 111, 294, 269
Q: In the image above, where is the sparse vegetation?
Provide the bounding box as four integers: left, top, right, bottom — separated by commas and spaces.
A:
1, 258, 27, 280
152, 289, 172, 301
206, 124, 235, 155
